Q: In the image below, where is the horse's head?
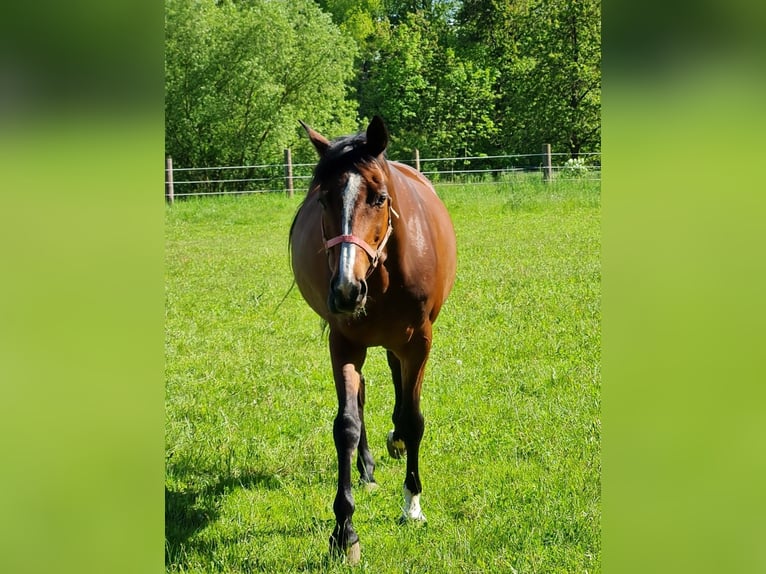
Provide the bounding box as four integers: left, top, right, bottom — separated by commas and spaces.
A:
301, 116, 395, 316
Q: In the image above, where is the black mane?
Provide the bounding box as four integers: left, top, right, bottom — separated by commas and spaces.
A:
313, 132, 385, 182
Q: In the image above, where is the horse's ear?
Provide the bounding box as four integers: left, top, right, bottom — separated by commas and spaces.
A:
366, 115, 388, 157
299, 120, 330, 157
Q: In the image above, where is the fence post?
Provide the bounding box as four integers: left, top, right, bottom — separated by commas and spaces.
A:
414, 148, 421, 171
166, 156, 174, 204
284, 148, 294, 198
542, 144, 553, 182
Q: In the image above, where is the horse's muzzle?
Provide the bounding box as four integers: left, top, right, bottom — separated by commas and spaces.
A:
328, 276, 368, 315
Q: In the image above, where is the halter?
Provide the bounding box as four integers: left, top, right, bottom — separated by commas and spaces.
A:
322, 200, 399, 276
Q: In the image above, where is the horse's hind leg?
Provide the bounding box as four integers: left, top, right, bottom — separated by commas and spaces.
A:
386, 350, 407, 459
328, 330, 366, 563
356, 373, 378, 489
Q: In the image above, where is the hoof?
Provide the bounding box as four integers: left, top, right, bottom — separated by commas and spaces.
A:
329, 530, 360, 566
345, 541, 361, 566
387, 430, 406, 459
398, 512, 428, 525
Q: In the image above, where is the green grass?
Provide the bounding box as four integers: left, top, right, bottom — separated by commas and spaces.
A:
165, 174, 601, 573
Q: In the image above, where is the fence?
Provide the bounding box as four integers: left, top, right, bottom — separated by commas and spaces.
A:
165, 146, 600, 202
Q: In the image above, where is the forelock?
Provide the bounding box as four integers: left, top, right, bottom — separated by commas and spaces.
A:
313, 132, 385, 182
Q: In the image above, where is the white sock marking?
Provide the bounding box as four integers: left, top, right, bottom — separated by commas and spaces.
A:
402, 485, 426, 522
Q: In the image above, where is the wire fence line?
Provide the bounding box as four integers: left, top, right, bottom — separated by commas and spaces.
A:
165, 149, 601, 200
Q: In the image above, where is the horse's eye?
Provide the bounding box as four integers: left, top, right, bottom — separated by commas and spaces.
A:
371, 194, 387, 208
317, 194, 328, 208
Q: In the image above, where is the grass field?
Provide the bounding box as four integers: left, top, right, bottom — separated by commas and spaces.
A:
165, 175, 601, 573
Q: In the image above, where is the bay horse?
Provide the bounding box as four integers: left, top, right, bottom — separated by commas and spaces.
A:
289, 116, 457, 563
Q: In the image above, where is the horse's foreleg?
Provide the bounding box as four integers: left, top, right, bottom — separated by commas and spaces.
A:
329, 331, 366, 563
390, 330, 431, 523
399, 398, 426, 523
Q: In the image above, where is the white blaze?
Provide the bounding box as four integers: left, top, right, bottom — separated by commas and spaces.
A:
337, 172, 362, 292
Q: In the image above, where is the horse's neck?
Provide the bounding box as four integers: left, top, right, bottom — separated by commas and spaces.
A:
387, 167, 426, 269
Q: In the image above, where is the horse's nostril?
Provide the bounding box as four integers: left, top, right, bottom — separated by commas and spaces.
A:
328, 275, 367, 314
333, 276, 355, 299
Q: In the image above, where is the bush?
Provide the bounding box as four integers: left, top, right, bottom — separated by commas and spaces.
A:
560, 157, 590, 178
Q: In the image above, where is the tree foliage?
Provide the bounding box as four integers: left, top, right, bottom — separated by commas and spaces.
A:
165, 0, 358, 168
360, 11, 498, 158
164, 0, 600, 167
458, 0, 601, 157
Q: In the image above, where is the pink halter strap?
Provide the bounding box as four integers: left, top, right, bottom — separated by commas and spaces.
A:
322, 203, 398, 271
324, 234, 377, 261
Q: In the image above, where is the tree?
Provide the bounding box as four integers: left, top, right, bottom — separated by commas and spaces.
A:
459, 0, 600, 158
165, 0, 358, 170
359, 10, 497, 159
512, 0, 601, 157
164, 0, 600, 172
315, 0, 388, 46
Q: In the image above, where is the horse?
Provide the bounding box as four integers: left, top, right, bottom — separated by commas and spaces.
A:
289, 116, 457, 564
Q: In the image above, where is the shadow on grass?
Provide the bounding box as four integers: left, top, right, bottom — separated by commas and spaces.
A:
165, 469, 283, 567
